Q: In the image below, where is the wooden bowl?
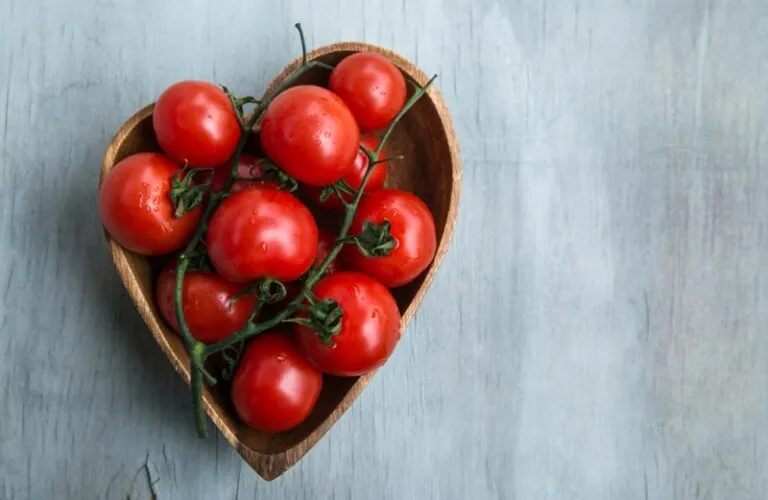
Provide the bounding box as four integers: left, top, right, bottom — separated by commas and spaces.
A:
99, 42, 461, 480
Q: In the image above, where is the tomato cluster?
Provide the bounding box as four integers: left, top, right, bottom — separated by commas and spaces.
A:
99, 42, 437, 435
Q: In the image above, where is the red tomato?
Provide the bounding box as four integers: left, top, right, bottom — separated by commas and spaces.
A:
210, 154, 277, 193
99, 153, 202, 255
306, 135, 388, 211
342, 189, 436, 288
206, 188, 318, 282
314, 228, 341, 274
329, 53, 407, 131
269, 229, 340, 311
153, 81, 241, 167
155, 264, 257, 344
231, 333, 322, 432
295, 272, 401, 377
260, 85, 359, 186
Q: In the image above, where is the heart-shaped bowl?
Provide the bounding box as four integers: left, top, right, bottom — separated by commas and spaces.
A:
99, 41, 460, 480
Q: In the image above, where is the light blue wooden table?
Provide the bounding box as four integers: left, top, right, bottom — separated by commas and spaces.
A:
1, 1, 767, 498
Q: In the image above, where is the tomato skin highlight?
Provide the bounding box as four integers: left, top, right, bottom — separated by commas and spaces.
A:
155, 264, 258, 344
296, 272, 401, 377
260, 85, 360, 186
206, 187, 319, 282
329, 53, 407, 131
231, 333, 323, 432
99, 152, 202, 255
153, 81, 241, 167
343, 189, 436, 288
306, 135, 388, 211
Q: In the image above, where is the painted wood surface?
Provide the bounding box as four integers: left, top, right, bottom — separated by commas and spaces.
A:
1, 0, 766, 498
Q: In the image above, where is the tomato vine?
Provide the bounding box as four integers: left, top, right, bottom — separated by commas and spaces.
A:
172, 23, 437, 437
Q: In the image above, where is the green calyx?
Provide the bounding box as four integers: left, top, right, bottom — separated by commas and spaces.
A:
258, 161, 299, 192
259, 277, 288, 304
354, 220, 396, 257
291, 298, 344, 346
170, 168, 209, 218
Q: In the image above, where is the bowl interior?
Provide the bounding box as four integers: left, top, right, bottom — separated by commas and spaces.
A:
101, 44, 457, 470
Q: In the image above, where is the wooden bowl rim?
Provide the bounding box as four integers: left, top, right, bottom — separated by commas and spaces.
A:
99, 40, 461, 481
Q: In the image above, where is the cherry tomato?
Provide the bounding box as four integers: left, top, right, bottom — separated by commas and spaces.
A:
260, 85, 359, 186
306, 135, 388, 211
231, 333, 322, 432
99, 153, 202, 255
153, 81, 241, 167
314, 228, 341, 274
155, 263, 257, 344
269, 229, 340, 312
295, 272, 401, 376
342, 189, 436, 288
206, 187, 318, 282
210, 154, 277, 193
329, 53, 407, 131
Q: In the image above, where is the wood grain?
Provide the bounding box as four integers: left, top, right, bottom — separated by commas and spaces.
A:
1, 0, 767, 498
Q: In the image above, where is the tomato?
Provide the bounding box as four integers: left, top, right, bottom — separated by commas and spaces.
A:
153, 81, 241, 167
295, 272, 400, 376
210, 154, 276, 193
267, 229, 340, 312
329, 53, 407, 131
342, 189, 436, 288
260, 85, 359, 186
231, 333, 322, 432
155, 264, 257, 344
206, 187, 318, 282
99, 153, 202, 255
306, 135, 388, 211
314, 228, 341, 275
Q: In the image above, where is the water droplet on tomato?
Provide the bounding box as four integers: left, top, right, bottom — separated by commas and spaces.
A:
260, 242, 268, 251
277, 355, 286, 362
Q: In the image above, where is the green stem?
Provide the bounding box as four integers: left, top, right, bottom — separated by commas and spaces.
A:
295, 23, 308, 66
372, 155, 404, 165
173, 258, 218, 388
331, 184, 353, 209
334, 180, 357, 196
374, 74, 438, 158
173, 23, 439, 439
190, 342, 208, 437
205, 73, 438, 356
205, 305, 295, 354
173, 24, 342, 435
173, 257, 213, 437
